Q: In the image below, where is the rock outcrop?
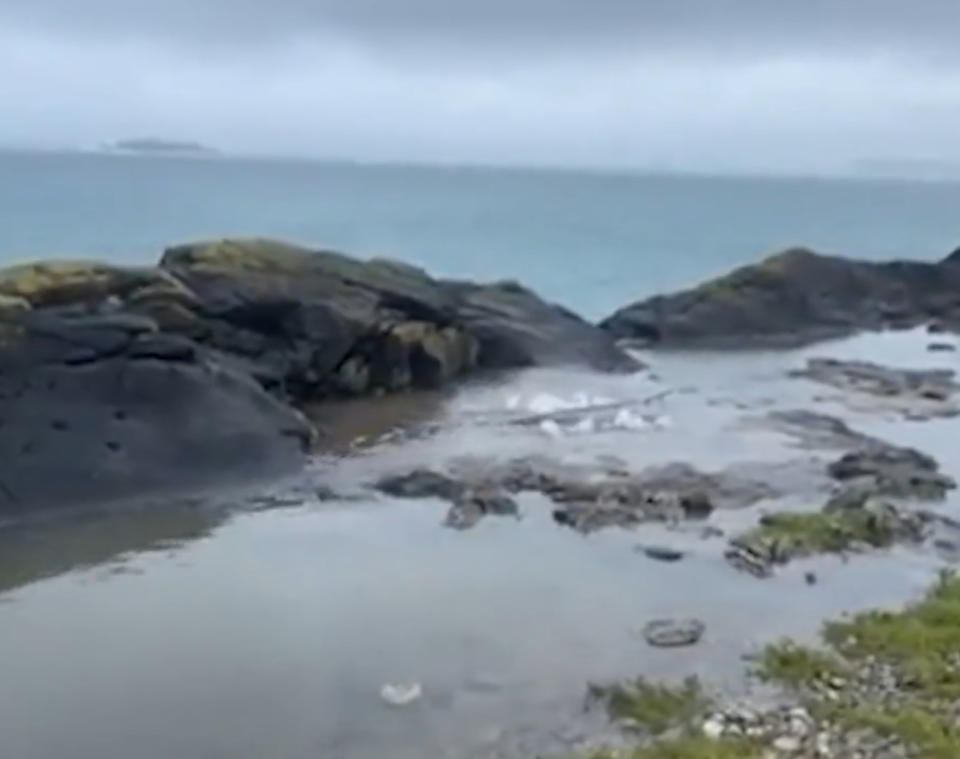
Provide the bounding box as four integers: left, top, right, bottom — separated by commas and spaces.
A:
601, 247, 960, 347
0, 310, 313, 516
0, 238, 637, 514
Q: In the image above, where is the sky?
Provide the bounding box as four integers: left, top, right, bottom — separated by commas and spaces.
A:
2, 1, 960, 174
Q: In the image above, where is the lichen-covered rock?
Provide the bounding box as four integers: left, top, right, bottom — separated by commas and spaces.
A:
0, 260, 173, 308
160, 237, 638, 399
0, 294, 30, 320
601, 247, 960, 347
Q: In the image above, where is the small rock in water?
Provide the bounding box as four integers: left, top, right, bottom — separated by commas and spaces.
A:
638, 545, 685, 562
804, 571, 818, 586
642, 618, 705, 648
379, 681, 423, 707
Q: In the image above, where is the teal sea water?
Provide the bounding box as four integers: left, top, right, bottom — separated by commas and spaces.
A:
3, 150, 960, 317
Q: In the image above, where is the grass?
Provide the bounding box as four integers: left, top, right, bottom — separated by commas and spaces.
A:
755, 638, 849, 688
580, 574, 960, 759
755, 571, 960, 758
587, 736, 763, 759
732, 505, 907, 564
587, 677, 712, 734
823, 570, 960, 697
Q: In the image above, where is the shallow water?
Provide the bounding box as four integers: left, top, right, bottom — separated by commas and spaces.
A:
2, 329, 959, 758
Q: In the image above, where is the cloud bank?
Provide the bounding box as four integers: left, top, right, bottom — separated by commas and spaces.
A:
2, 1, 959, 173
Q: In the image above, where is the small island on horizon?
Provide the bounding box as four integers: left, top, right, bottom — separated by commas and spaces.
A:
100, 138, 220, 157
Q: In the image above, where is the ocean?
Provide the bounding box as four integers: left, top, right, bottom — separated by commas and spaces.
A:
1, 151, 959, 759
3, 150, 960, 318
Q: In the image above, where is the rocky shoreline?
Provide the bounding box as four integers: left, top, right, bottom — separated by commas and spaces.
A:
6, 238, 960, 517
0, 238, 636, 514
5, 239, 960, 758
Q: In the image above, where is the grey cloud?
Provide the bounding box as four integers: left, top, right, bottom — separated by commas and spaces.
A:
2, 0, 960, 62
1, 0, 959, 173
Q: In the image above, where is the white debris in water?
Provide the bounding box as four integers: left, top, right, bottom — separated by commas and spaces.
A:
539, 420, 563, 437
379, 681, 423, 707
613, 408, 648, 430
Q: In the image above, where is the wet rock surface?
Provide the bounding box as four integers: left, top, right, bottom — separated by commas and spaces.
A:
601, 246, 960, 347
791, 357, 960, 419
766, 409, 956, 500
375, 457, 780, 532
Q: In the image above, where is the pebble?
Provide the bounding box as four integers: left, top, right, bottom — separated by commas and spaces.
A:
642, 618, 706, 647
639, 545, 686, 562
702, 718, 725, 739
773, 735, 802, 752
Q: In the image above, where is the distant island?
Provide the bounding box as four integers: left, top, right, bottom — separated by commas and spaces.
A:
101, 138, 219, 157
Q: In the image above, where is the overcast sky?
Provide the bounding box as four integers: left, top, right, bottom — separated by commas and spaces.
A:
2, 1, 959, 174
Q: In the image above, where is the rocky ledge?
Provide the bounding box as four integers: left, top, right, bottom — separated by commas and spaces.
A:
0, 239, 637, 514
601, 246, 960, 347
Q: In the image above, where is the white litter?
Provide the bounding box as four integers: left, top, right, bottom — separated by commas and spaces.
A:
379, 681, 423, 707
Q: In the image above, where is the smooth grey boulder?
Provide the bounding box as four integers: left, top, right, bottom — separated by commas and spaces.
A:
0, 312, 312, 516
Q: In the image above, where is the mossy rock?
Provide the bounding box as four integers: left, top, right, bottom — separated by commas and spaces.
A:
392, 321, 478, 387
0, 294, 31, 320
0, 260, 171, 308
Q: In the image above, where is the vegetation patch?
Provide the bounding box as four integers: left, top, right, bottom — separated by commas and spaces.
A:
726, 500, 925, 576
587, 676, 713, 734
754, 638, 849, 688
587, 736, 763, 759
755, 571, 960, 758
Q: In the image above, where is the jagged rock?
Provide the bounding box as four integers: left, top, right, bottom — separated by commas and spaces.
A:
0, 239, 638, 513
159, 238, 637, 400
601, 247, 960, 347
375, 469, 465, 501
444, 489, 519, 530
828, 448, 955, 500
376, 457, 782, 533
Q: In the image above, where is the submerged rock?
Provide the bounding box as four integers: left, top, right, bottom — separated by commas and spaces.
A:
791, 357, 960, 419
642, 618, 705, 648
444, 489, 519, 530
375, 457, 779, 533
601, 246, 960, 347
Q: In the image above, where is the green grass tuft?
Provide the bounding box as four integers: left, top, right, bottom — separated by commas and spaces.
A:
587, 676, 713, 734
587, 736, 763, 759
755, 638, 849, 688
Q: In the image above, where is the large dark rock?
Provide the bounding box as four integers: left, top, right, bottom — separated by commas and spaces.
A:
159, 238, 639, 399
0, 311, 312, 516
0, 237, 637, 514
601, 247, 960, 347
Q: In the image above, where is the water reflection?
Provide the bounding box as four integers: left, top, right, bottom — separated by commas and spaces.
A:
0, 499, 226, 596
